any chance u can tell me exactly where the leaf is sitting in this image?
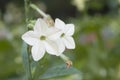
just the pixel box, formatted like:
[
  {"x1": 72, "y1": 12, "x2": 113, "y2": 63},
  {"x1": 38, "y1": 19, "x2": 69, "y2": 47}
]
[
  {"x1": 39, "y1": 64, "x2": 80, "y2": 79},
  {"x1": 21, "y1": 42, "x2": 32, "y2": 80},
  {"x1": 33, "y1": 54, "x2": 50, "y2": 80}
]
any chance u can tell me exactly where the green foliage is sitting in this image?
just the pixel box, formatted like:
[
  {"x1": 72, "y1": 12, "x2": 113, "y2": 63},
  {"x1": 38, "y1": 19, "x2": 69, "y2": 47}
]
[
  {"x1": 39, "y1": 64, "x2": 80, "y2": 79},
  {"x1": 1, "y1": 0, "x2": 120, "y2": 80},
  {"x1": 21, "y1": 43, "x2": 32, "y2": 80}
]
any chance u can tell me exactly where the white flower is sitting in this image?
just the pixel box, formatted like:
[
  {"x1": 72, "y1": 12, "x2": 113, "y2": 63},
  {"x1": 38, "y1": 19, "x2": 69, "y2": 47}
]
[
  {"x1": 54, "y1": 18, "x2": 75, "y2": 53},
  {"x1": 22, "y1": 18, "x2": 61, "y2": 61}
]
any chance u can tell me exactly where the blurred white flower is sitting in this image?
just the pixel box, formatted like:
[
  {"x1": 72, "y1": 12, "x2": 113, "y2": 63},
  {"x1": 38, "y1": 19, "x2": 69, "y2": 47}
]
[
  {"x1": 72, "y1": 0, "x2": 87, "y2": 11},
  {"x1": 22, "y1": 18, "x2": 61, "y2": 61},
  {"x1": 118, "y1": 0, "x2": 120, "y2": 4},
  {"x1": 54, "y1": 18, "x2": 75, "y2": 53}
]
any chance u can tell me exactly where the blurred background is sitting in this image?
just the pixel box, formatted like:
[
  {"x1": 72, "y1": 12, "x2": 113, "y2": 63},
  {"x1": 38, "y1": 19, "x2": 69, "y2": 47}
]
[{"x1": 0, "y1": 0, "x2": 120, "y2": 80}]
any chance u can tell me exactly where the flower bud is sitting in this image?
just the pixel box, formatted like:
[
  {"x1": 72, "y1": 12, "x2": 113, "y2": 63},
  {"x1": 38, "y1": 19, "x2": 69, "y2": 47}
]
[{"x1": 59, "y1": 54, "x2": 72, "y2": 68}]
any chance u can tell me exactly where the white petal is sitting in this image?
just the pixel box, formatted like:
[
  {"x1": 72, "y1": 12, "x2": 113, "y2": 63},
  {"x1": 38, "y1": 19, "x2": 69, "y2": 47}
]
[
  {"x1": 34, "y1": 18, "x2": 48, "y2": 33},
  {"x1": 34, "y1": 19, "x2": 41, "y2": 33},
  {"x1": 56, "y1": 39, "x2": 65, "y2": 54},
  {"x1": 55, "y1": 18, "x2": 65, "y2": 30},
  {"x1": 44, "y1": 40, "x2": 59, "y2": 56},
  {"x1": 62, "y1": 36, "x2": 75, "y2": 49},
  {"x1": 64, "y1": 24, "x2": 74, "y2": 36},
  {"x1": 22, "y1": 31, "x2": 39, "y2": 46},
  {"x1": 47, "y1": 27, "x2": 62, "y2": 40},
  {"x1": 31, "y1": 42, "x2": 45, "y2": 61}
]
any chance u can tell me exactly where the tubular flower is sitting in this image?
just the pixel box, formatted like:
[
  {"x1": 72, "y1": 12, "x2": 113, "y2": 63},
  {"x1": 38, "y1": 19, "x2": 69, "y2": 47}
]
[
  {"x1": 54, "y1": 18, "x2": 75, "y2": 53},
  {"x1": 22, "y1": 18, "x2": 61, "y2": 61}
]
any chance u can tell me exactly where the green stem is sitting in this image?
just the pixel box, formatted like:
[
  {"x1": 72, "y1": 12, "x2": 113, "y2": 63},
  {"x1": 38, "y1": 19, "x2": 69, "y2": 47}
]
[
  {"x1": 30, "y1": 4, "x2": 48, "y2": 18},
  {"x1": 24, "y1": 0, "x2": 30, "y2": 23},
  {"x1": 24, "y1": 0, "x2": 32, "y2": 80},
  {"x1": 30, "y1": 4, "x2": 55, "y2": 27},
  {"x1": 59, "y1": 54, "x2": 69, "y2": 62},
  {"x1": 27, "y1": 47, "x2": 32, "y2": 80}
]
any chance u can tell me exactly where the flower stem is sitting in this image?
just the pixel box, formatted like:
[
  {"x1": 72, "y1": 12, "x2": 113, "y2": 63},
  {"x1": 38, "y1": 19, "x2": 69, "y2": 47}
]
[
  {"x1": 24, "y1": 0, "x2": 30, "y2": 23},
  {"x1": 30, "y1": 4, "x2": 48, "y2": 18},
  {"x1": 60, "y1": 54, "x2": 73, "y2": 68},
  {"x1": 60, "y1": 54, "x2": 69, "y2": 62},
  {"x1": 30, "y1": 4, "x2": 55, "y2": 26},
  {"x1": 24, "y1": 0, "x2": 32, "y2": 80}
]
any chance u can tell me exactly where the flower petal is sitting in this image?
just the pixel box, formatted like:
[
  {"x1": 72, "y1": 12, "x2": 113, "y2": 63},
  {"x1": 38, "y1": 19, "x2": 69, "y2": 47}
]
[
  {"x1": 33, "y1": 19, "x2": 41, "y2": 33},
  {"x1": 34, "y1": 18, "x2": 48, "y2": 33},
  {"x1": 56, "y1": 39, "x2": 65, "y2": 54},
  {"x1": 22, "y1": 31, "x2": 39, "y2": 46},
  {"x1": 64, "y1": 24, "x2": 74, "y2": 36},
  {"x1": 31, "y1": 42, "x2": 45, "y2": 61},
  {"x1": 62, "y1": 36, "x2": 75, "y2": 49},
  {"x1": 44, "y1": 40, "x2": 59, "y2": 56},
  {"x1": 47, "y1": 27, "x2": 62, "y2": 40},
  {"x1": 55, "y1": 18, "x2": 65, "y2": 30}
]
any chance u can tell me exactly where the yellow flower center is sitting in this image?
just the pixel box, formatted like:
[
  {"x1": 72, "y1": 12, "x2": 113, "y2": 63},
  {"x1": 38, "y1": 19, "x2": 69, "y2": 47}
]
[
  {"x1": 40, "y1": 36, "x2": 46, "y2": 40},
  {"x1": 61, "y1": 33, "x2": 65, "y2": 37}
]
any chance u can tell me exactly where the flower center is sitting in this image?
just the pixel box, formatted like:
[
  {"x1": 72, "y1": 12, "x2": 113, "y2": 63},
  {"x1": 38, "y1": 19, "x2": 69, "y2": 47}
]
[
  {"x1": 40, "y1": 36, "x2": 46, "y2": 40},
  {"x1": 60, "y1": 33, "x2": 65, "y2": 37}
]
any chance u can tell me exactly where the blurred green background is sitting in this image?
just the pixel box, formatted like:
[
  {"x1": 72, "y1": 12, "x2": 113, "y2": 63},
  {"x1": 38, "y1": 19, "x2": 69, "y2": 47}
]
[{"x1": 0, "y1": 0, "x2": 120, "y2": 80}]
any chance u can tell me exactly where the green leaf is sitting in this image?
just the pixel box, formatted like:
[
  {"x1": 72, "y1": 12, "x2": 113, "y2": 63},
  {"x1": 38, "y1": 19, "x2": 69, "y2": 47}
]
[
  {"x1": 21, "y1": 42, "x2": 32, "y2": 80},
  {"x1": 39, "y1": 64, "x2": 80, "y2": 79},
  {"x1": 33, "y1": 54, "x2": 50, "y2": 80}
]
